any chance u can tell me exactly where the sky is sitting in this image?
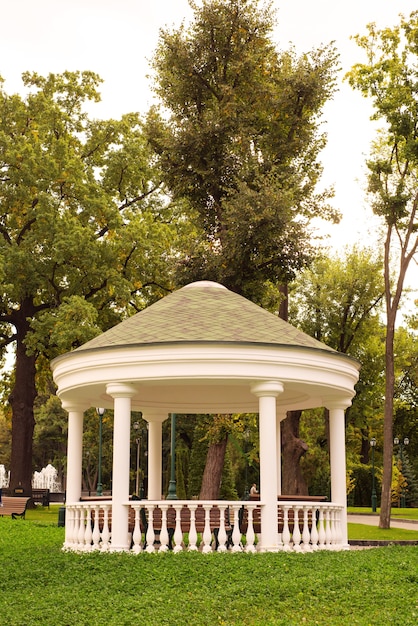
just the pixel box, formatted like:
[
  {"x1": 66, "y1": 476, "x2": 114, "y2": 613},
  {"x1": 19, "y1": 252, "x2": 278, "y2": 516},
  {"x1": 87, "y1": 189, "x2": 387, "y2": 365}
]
[{"x1": 1, "y1": 0, "x2": 417, "y2": 303}]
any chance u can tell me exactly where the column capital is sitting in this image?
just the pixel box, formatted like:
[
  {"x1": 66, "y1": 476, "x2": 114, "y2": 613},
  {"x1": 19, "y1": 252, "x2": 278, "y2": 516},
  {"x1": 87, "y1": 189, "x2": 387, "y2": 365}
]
[
  {"x1": 277, "y1": 410, "x2": 288, "y2": 422},
  {"x1": 251, "y1": 381, "x2": 284, "y2": 397},
  {"x1": 142, "y1": 412, "x2": 169, "y2": 424},
  {"x1": 106, "y1": 383, "x2": 137, "y2": 398},
  {"x1": 61, "y1": 402, "x2": 88, "y2": 414},
  {"x1": 325, "y1": 398, "x2": 353, "y2": 411}
]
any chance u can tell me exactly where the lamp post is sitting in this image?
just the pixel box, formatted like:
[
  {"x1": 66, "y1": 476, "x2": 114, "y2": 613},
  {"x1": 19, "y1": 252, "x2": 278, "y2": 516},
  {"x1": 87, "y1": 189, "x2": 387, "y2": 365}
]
[
  {"x1": 166, "y1": 413, "x2": 177, "y2": 500},
  {"x1": 133, "y1": 421, "x2": 141, "y2": 497},
  {"x1": 394, "y1": 436, "x2": 409, "y2": 508},
  {"x1": 370, "y1": 437, "x2": 377, "y2": 512},
  {"x1": 96, "y1": 408, "x2": 105, "y2": 497},
  {"x1": 243, "y1": 429, "x2": 250, "y2": 499}
]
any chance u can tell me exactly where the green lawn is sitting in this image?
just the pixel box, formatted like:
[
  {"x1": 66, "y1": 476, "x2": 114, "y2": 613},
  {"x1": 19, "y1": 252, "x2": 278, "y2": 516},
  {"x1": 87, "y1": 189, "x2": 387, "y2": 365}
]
[
  {"x1": 0, "y1": 510, "x2": 417, "y2": 625},
  {"x1": 348, "y1": 506, "x2": 418, "y2": 521},
  {"x1": 0, "y1": 518, "x2": 417, "y2": 625}
]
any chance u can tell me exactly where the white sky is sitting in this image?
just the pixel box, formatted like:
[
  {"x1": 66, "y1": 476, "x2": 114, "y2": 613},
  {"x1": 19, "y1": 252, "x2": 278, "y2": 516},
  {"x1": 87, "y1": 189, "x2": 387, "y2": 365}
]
[{"x1": 1, "y1": 0, "x2": 417, "y2": 304}]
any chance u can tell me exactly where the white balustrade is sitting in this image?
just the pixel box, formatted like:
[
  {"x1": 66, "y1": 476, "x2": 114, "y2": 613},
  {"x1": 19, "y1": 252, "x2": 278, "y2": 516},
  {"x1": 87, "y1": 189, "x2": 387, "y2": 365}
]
[{"x1": 61, "y1": 500, "x2": 344, "y2": 554}]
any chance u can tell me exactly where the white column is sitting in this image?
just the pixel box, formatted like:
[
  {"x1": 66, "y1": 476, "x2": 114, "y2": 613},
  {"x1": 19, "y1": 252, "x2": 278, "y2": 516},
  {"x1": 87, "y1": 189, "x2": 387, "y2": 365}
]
[
  {"x1": 328, "y1": 402, "x2": 350, "y2": 549},
  {"x1": 62, "y1": 404, "x2": 86, "y2": 548},
  {"x1": 144, "y1": 414, "x2": 167, "y2": 500},
  {"x1": 107, "y1": 383, "x2": 136, "y2": 551},
  {"x1": 276, "y1": 411, "x2": 287, "y2": 496},
  {"x1": 63, "y1": 404, "x2": 86, "y2": 505},
  {"x1": 251, "y1": 381, "x2": 284, "y2": 552}
]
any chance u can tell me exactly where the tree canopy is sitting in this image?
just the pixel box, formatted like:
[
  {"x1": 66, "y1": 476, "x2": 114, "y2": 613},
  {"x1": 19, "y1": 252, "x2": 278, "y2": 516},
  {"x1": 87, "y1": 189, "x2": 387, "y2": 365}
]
[
  {"x1": 348, "y1": 11, "x2": 418, "y2": 527},
  {"x1": 0, "y1": 70, "x2": 183, "y2": 490},
  {"x1": 145, "y1": 0, "x2": 340, "y2": 305}
]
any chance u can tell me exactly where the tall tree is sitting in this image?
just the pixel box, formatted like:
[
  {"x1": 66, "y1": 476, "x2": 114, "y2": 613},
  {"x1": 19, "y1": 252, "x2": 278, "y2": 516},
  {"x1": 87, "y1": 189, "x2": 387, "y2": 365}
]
[
  {"x1": 145, "y1": 0, "x2": 340, "y2": 496},
  {"x1": 145, "y1": 0, "x2": 339, "y2": 305},
  {"x1": 348, "y1": 12, "x2": 418, "y2": 527},
  {"x1": 0, "y1": 71, "x2": 182, "y2": 492}
]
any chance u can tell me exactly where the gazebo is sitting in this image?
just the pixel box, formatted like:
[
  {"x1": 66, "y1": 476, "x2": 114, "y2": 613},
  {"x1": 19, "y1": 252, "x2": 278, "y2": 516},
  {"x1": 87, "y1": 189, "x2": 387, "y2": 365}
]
[{"x1": 51, "y1": 281, "x2": 360, "y2": 553}]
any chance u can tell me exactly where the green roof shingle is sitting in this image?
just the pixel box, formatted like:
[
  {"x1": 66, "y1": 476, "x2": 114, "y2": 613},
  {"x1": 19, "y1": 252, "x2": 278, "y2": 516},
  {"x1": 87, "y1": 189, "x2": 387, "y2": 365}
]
[{"x1": 76, "y1": 281, "x2": 335, "y2": 353}]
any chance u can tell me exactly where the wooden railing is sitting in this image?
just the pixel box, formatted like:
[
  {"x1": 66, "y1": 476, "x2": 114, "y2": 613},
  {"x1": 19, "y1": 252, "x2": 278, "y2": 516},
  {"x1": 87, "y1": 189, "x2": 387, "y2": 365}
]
[{"x1": 63, "y1": 500, "x2": 345, "y2": 553}]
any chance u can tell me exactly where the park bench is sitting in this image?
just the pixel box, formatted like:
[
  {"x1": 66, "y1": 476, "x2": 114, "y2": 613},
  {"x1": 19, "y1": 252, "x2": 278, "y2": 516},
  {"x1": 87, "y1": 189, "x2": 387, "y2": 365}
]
[
  {"x1": 0, "y1": 496, "x2": 31, "y2": 519},
  {"x1": 31, "y1": 489, "x2": 50, "y2": 507},
  {"x1": 240, "y1": 495, "x2": 327, "y2": 534}
]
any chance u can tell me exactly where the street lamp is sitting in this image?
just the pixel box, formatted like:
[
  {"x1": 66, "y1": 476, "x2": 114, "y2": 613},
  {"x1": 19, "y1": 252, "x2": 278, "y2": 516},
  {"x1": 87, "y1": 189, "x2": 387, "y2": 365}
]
[
  {"x1": 166, "y1": 413, "x2": 178, "y2": 500},
  {"x1": 394, "y1": 436, "x2": 409, "y2": 508},
  {"x1": 133, "y1": 420, "x2": 147, "y2": 498},
  {"x1": 133, "y1": 421, "x2": 141, "y2": 497},
  {"x1": 370, "y1": 437, "x2": 377, "y2": 512},
  {"x1": 96, "y1": 408, "x2": 105, "y2": 497}
]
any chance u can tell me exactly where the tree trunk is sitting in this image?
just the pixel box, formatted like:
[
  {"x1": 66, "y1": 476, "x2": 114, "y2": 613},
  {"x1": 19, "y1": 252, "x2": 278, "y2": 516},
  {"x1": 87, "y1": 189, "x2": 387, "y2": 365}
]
[
  {"x1": 379, "y1": 317, "x2": 396, "y2": 528},
  {"x1": 9, "y1": 299, "x2": 37, "y2": 493},
  {"x1": 281, "y1": 411, "x2": 309, "y2": 495},
  {"x1": 199, "y1": 437, "x2": 228, "y2": 499}
]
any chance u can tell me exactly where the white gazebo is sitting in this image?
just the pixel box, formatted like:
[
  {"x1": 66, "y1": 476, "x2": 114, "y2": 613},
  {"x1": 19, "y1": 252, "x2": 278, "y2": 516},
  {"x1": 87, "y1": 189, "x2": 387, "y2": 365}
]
[{"x1": 51, "y1": 281, "x2": 360, "y2": 553}]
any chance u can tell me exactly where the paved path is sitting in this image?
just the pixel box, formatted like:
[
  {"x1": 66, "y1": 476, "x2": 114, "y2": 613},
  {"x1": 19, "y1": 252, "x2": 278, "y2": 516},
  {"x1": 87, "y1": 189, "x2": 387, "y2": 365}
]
[{"x1": 348, "y1": 514, "x2": 418, "y2": 532}]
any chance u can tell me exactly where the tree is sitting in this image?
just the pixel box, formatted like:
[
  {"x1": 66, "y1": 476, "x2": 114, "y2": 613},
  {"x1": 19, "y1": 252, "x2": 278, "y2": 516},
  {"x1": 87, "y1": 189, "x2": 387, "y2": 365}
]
[
  {"x1": 0, "y1": 71, "x2": 182, "y2": 492},
  {"x1": 145, "y1": 0, "x2": 339, "y2": 304},
  {"x1": 348, "y1": 12, "x2": 418, "y2": 527},
  {"x1": 287, "y1": 246, "x2": 385, "y2": 493},
  {"x1": 145, "y1": 0, "x2": 340, "y2": 496}
]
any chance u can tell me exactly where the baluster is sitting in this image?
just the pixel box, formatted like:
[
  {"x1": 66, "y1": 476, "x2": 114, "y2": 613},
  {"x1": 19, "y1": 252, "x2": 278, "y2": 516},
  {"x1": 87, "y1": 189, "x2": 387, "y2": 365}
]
[
  {"x1": 334, "y1": 507, "x2": 343, "y2": 550},
  {"x1": 292, "y1": 506, "x2": 302, "y2": 552},
  {"x1": 132, "y1": 506, "x2": 143, "y2": 554},
  {"x1": 215, "y1": 505, "x2": 228, "y2": 552},
  {"x1": 84, "y1": 507, "x2": 93, "y2": 551},
  {"x1": 91, "y1": 505, "x2": 101, "y2": 550},
  {"x1": 310, "y1": 506, "x2": 319, "y2": 551},
  {"x1": 158, "y1": 505, "x2": 169, "y2": 552},
  {"x1": 145, "y1": 504, "x2": 156, "y2": 553},
  {"x1": 281, "y1": 506, "x2": 291, "y2": 551},
  {"x1": 201, "y1": 504, "x2": 212, "y2": 553},
  {"x1": 324, "y1": 509, "x2": 332, "y2": 550},
  {"x1": 317, "y1": 508, "x2": 326, "y2": 549},
  {"x1": 245, "y1": 505, "x2": 256, "y2": 553},
  {"x1": 329, "y1": 508, "x2": 336, "y2": 549},
  {"x1": 173, "y1": 505, "x2": 184, "y2": 553},
  {"x1": 230, "y1": 505, "x2": 242, "y2": 552},
  {"x1": 302, "y1": 506, "x2": 311, "y2": 552},
  {"x1": 77, "y1": 507, "x2": 86, "y2": 550},
  {"x1": 188, "y1": 505, "x2": 198, "y2": 551},
  {"x1": 101, "y1": 505, "x2": 111, "y2": 551},
  {"x1": 64, "y1": 506, "x2": 74, "y2": 550},
  {"x1": 72, "y1": 507, "x2": 80, "y2": 551}
]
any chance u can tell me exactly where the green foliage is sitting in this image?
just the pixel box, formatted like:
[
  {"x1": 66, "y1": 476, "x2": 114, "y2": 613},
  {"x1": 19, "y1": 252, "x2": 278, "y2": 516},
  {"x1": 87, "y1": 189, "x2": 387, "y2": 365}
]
[
  {"x1": 0, "y1": 69, "x2": 188, "y2": 489},
  {"x1": 348, "y1": 11, "x2": 418, "y2": 525},
  {"x1": 289, "y1": 246, "x2": 384, "y2": 355},
  {"x1": 146, "y1": 0, "x2": 340, "y2": 301},
  {"x1": 1, "y1": 517, "x2": 418, "y2": 625}
]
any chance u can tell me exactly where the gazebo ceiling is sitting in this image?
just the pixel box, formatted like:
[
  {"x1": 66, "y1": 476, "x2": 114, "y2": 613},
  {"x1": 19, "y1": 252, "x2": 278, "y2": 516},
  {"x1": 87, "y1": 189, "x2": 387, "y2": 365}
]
[{"x1": 51, "y1": 281, "x2": 360, "y2": 415}]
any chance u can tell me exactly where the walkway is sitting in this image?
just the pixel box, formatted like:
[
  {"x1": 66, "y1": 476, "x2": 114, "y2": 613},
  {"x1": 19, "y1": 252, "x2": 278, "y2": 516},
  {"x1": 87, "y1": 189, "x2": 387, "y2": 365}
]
[{"x1": 348, "y1": 514, "x2": 418, "y2": 531}]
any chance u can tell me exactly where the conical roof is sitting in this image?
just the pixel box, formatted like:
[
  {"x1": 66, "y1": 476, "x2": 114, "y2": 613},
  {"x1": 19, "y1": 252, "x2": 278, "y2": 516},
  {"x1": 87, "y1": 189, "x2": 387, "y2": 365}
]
[{"x1": 76, "y1": 281, "x2": 335, "y2": 354}]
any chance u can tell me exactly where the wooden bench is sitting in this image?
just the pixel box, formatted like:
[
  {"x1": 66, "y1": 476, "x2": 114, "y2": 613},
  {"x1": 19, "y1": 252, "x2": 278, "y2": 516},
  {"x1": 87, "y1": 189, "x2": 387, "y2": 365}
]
[
  {"x1": 0, "y1": 496, "x2": 31, "y2": 519},
  {"x1": 240, "y1": 495, "x2": 327, "y2": 534},
  {"x1": 31, "y1": 489, "x2": 50, "y2": 507}
]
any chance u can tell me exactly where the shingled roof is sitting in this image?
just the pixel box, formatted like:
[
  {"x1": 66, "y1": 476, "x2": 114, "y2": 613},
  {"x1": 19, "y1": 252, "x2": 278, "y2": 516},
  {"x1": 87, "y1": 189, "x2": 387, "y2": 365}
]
[{"x1": 75, "y1": 281, "x2": 335, "y2": 353}]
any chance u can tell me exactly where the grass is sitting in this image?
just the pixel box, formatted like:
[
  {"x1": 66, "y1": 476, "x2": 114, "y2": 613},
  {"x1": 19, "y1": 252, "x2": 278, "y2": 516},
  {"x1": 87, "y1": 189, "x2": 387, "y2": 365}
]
[
  {"x1": 348, "y1": 523, "x2": 418, "y2": 541},
  {"x1": 348, "y1": 506, "x2": 418, "y2": 521},
  {"x1": 0, "y1": 508, "x2": 417, "y2": 625}
]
